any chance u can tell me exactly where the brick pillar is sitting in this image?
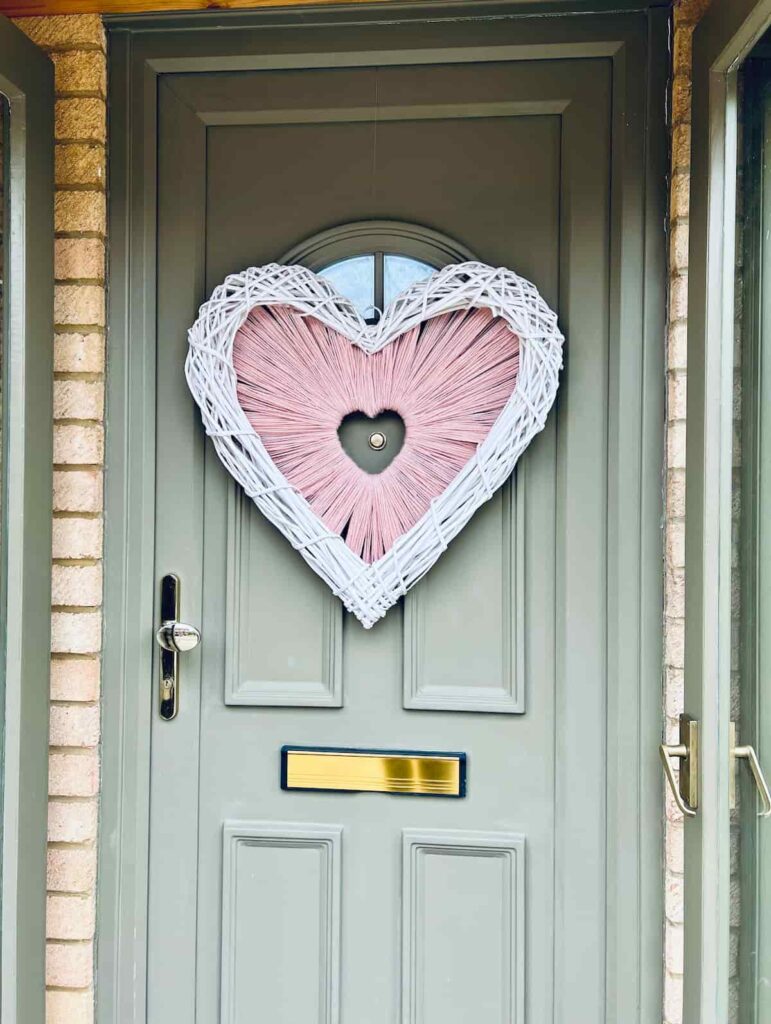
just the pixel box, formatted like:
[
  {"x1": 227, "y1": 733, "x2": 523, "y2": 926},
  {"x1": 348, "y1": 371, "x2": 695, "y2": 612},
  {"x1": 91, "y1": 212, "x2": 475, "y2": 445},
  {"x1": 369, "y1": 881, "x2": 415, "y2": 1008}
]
[
  {"x1": 664, "y1": 2, "x2": 712, "y2": 1022},
  {"x1": 13, "y1": 16, "x2": 106, "y2": 1024}
]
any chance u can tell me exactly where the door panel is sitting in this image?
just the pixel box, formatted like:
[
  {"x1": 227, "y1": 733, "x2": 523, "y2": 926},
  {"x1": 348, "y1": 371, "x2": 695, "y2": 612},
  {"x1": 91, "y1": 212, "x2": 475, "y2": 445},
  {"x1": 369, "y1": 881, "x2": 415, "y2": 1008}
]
[
  {"x1": 401, "y1": 830, "x2": 525, "y2": 1024},
  {"x1": 151, "y1": 57, "x2": 606, "y2": 1024},
  {"x1": 221, "y1": 822, "x2": 342, "y2": 1024},
  {"x1": 403, "y1": 479, "x2": 525, "y2": 713},
  {"x1": 224, "y1": 491, "x2": 343, "y2": 707}
]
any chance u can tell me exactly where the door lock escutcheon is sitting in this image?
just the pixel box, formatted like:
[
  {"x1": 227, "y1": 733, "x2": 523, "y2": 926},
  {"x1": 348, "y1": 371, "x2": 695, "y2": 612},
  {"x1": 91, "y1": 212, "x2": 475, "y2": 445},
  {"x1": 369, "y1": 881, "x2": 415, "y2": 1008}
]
[
  {"x1": 155, "y1": 573, "x2": 200, "y2": 721},
  {"x1": 660, "y1": 713, "x2": 699, "y2": 817},
  {"x1": 730, "y1": 723, "x2": 771, "y2": 817}
]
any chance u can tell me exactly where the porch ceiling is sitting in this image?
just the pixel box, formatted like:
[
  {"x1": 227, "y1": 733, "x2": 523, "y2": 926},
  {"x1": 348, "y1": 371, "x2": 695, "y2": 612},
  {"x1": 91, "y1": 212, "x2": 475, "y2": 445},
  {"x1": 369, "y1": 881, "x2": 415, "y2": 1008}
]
[
  {"x1": 4, "y1": 0, "x2": 389, "y2": 12},
  {"x1": 0, "y1": 0, "x2": 630, "y2": 15}
]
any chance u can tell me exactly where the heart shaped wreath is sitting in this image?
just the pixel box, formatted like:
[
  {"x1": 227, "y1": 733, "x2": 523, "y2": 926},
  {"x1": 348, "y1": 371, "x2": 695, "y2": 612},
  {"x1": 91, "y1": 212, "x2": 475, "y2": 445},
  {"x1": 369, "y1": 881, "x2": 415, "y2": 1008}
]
[{"x1": 186, "y1": 261, "x2": 563, "y2": 628}]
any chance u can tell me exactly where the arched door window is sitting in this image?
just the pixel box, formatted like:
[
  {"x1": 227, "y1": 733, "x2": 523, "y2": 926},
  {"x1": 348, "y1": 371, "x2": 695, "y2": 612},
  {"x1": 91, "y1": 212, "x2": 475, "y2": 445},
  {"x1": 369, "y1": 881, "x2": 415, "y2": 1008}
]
[{"x1": 281, "y1": 220, "x2": 475, "y2": 323}]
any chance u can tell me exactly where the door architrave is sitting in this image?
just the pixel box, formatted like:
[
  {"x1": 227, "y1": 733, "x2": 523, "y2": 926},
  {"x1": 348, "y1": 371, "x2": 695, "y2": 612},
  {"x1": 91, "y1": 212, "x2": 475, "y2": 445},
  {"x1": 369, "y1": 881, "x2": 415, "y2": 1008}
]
[{"x1": 100, "y1": 6, "x2": 667, "y2": 1022}]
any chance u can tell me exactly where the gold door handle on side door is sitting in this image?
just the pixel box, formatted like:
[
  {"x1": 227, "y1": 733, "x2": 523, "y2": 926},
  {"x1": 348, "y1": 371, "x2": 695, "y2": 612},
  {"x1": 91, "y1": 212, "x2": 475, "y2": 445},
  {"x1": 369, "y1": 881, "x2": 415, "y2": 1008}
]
[
  {"x1": 660, "y1": 714, "x2": 699, "y2": 818},
  {"x1": 731, "y1": 723, "x2": 771, "y2": 817}
]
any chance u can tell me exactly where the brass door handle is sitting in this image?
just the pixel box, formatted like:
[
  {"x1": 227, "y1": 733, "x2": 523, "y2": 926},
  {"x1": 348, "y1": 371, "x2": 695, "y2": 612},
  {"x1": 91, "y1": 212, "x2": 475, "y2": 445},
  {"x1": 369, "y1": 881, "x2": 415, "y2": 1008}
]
[
  {"x1": 731, "y1": 724, "x2": 771, "y2": 818},
  {"x1": 660, "y1": 743, "x2": 697, "y2": 817},
  {"x1": 660, "y1": 714, "x2": 699, "y2": 817}
]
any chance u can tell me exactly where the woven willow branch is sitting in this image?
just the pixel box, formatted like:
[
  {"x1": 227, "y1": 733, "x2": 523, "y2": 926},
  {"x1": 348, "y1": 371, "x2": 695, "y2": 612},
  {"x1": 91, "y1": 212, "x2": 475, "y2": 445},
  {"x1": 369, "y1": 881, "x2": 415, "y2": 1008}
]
[{"x1": 186, "y1": 261, "x2": 563, "y2": 628}]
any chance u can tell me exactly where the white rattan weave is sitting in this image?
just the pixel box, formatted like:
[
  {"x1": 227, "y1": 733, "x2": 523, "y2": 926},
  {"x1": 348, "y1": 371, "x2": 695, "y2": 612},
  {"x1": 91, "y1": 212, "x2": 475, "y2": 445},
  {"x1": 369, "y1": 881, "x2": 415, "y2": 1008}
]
[{"x1": 186, "y1": 261, "x2": 563, "y2": 628}]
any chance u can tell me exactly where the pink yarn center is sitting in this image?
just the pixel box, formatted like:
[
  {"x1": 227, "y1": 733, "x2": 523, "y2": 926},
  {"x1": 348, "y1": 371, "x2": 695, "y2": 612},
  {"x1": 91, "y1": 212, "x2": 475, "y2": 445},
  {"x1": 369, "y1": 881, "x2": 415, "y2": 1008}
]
[{"x1": 233, "y1": 305, "x2": 520, "y2": 563}]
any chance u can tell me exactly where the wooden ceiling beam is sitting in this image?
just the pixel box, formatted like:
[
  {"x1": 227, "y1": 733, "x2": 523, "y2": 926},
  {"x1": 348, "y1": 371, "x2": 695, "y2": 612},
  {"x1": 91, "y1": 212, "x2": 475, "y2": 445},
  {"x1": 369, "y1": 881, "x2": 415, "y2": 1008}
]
[{"x1": 2, "y1": 0, "x2": 389, "y2": 14}]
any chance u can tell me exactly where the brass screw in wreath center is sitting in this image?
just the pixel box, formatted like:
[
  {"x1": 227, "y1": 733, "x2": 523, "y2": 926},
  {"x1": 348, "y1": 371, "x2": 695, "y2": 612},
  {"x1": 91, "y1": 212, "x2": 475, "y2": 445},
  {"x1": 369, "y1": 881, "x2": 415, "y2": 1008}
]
[{"x1": 368, "y1": 431, "x2": 387, "y2": 451}]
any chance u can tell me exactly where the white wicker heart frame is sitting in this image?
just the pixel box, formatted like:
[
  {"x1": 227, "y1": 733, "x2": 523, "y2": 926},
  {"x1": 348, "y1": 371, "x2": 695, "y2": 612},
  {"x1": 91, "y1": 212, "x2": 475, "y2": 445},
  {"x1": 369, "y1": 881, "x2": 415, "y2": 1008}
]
[{"x1": 186, "y1": 261, "x2": 563, "y2": 628}]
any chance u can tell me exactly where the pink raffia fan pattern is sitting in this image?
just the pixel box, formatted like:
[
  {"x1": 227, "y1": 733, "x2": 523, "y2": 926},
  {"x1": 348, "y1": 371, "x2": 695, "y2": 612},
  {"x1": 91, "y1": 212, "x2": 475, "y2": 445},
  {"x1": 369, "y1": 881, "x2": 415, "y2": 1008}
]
[{"x1": 233, "y1": 304, "x2": 520, "y2": 562}]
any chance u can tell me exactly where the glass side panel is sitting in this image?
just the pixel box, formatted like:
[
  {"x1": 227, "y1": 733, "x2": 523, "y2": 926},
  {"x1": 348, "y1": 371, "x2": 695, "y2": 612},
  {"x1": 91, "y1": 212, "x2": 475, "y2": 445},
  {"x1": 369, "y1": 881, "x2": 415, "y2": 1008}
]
[
  {"x1": 319, "y1": 255, "x2": 375, "y2": 317},
  {"x1": 383, "y1": 255, "x2": 434, "y2": 305}
]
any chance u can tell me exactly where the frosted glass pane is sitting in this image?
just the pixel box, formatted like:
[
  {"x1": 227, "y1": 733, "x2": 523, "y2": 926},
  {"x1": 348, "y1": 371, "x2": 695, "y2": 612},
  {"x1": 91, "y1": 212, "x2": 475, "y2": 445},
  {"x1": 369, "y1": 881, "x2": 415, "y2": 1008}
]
[
  {"x1": 320, "y1": 256, "x2": 375, "y2": 317},
  {"x1": 384, "y1": 255, "x2": 435, "y2": 305}
]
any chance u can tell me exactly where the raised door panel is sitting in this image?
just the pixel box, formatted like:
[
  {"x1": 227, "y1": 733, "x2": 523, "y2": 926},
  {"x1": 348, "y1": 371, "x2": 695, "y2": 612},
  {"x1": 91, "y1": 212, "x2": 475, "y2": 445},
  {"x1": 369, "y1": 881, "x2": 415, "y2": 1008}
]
[
  {"x1": 221, "y1": 822, "x2": 342, "y2": 1024},
  {"x1": 225, "y1": 486, "x2": 343, "y2": 706},
  {"x1": 401, "y1": 829, "x2": 525, "y2": 1024},
  {"x1": 404, "y1": 475, "x2": 525, "y2": 713}
]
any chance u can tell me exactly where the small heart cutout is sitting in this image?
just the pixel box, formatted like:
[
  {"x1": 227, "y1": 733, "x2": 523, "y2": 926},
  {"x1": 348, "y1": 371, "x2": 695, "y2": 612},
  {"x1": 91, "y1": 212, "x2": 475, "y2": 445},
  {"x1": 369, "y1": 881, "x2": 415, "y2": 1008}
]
[{"x1": 337, "y1": 410, "x2": 406, "y2": 474}]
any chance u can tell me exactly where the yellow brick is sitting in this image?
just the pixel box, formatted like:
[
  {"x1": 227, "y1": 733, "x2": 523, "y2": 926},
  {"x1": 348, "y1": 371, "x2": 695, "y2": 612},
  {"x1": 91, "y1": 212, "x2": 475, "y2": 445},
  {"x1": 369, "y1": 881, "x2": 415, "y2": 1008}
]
[
  {"x1": 46, "y1": 894, "x2": 95, "y2": 941},
  {"x1": 55, "y1": 191, "x2": 106, "y2": 235},
  {"x1": 670, "y1": 172, "x2": 690, "y2": 222},
  {"x1": 45, "y1": 988, "x2": 93, "y2": 1024},
  {"x1": 671, "y1": 75, "x2": 693, "y2": 123},
  {"x1": 665, "y1": 665, "x2": 685, "y2": 717},
  {"x1": 670, "y1": 220, "x2": 690, "y2": 272},
  {"x1": 53, "y1": 470, "x2": 102, "y2": 513},
  {"x1": 50, "y1": 704, "x2": 100, "y2": 748},
  {"x1": 675, "y1": 0, "x2": 712, "y2": 28},
  {"x1": 669, "y1": 273, "x2": 689, "y2": 322},
  {"x1": 668, "y1": 370, "x2": 688, "y2": 421},
  {"x1": 47, "y1": 846, "x2": 97, "y2": 894},
  {"x1": 55, "y1": 238, "x2": 105, "y2": 281},
  {"x1": 49, "y1": 751, "x2": 99, "y2": 798},
  {"x1": 48, "y1": 799, "x2": 98, "y2": 843},
  {"x1": 52, "y1": 563, "x2": 102, "y2": 607},
  {"x1": 672, "y1": 122, "x2": 692, "y2": 172},
  {"x1": 56, "y1": 144, "x2": 105, "y2": 188},
  {"x1": 55, "y1": 284, "x2": 105, "y2": 327},
  {"x1": 52, "y1": 518, "x2": 103, "y2": 561},
  {"x1": 665, "y1": 922, "x2": 685, "y2": 974},
  {"x1": 53, "y1": 424, "x2": 104, "y2": 465},
  {"x1": 14, "y1": 14, "x2": 105, "y2": 50},
  {"x1": 54, "y1": 333, "x2": 104, "y2": 374},
  {"x1": 50, "y1": 610, "x2": 101, "y2": 655},
  {"x1": 664, "y1": 970, "x2": 684, "y2": 1024},
  {"x1": 50, "y1": 657, "x2": 101, "y2": 702},
  {"x1": 56, "y1": 97, "x2": 106, "y2": 144},
  {"x1": 672, "y1": 24, "x2": 693, "y2": 77},
  {"x1": 667, "y1": 469, "x2": 687, "y2": 520},
  {"x1": 54, "y1": 380, "x2": 104, "y2": 421},
  {"x1": 668, "y1": 421, "x2": 687, "y2": 474},
  {"x1": 666, "y1": 872, "x2": 685, "y2": 924},
  {"x1": 668, "y1": 321, "x2": 688, "y2": 370},
  {"x1": 46, "y1": 941, "x2": 94, "y2": 989},
  {"x1": 52, "y1": 50, "x2": 106, "y2": 95},
  {"x1": 665, "y1": 617, "x2": 685, "y2": 671},
  {"x1": 667, "y1": 818, "x2": 684, "y2": 871}
]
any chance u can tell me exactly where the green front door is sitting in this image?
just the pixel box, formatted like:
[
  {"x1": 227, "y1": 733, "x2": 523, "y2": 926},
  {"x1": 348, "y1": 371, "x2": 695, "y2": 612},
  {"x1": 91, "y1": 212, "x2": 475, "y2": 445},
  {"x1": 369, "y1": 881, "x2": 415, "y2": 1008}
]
[{"x1": 103, "y1": 8, "x2": 666, "y2": 1023}]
